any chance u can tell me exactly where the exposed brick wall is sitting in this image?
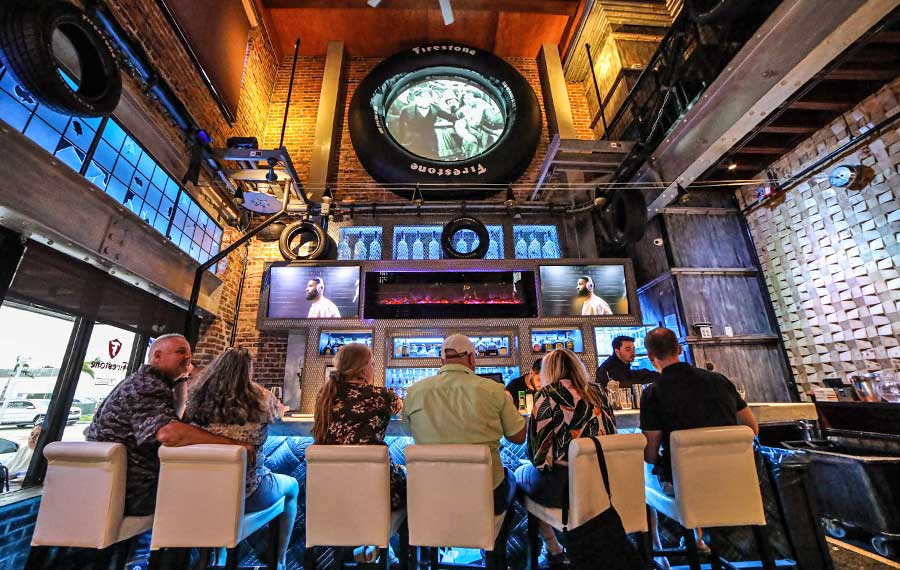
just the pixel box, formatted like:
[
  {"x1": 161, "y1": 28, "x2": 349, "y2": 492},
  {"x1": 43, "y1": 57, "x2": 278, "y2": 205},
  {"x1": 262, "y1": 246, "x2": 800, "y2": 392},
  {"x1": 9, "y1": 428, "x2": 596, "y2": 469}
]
[
  {"x1": 104, "y1": 1, "x2": 278, "y2": 151},
  {"x1": 737, "y1": 75, "x2": 900, "y2": 396},
  {"x1": 0, "y1": 497, "x2": 39, "y2": 570},
  {"x1": 256, "y1": 54, "x2": 594, "y2": 203}
]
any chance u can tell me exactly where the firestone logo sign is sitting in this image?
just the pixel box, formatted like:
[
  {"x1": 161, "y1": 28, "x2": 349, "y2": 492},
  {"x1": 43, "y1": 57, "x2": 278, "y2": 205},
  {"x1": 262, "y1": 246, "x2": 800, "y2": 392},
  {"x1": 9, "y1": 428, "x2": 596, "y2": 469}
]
[
  {"x1": 108, "y1": 339, "x2": 123, "y2": 359},
  {"x1": 409, "y1": 162, "x2": 486, "y2": 176},
  {"x1": 412, "y1": 45, "x2": 476, "y2": 56}
]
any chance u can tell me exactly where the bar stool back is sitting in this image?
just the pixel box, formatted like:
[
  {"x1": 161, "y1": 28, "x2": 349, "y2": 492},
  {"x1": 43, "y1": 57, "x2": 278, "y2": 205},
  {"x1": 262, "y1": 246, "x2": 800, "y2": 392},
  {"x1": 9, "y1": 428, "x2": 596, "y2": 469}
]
[
  {"x1": 646, "y1": 425, "x2": 772, "y2": 570},
  {"x1": 405, "y1": 444, "x2": 508, "y2": 569},
  {"x1": 29, "y1": 442, "x2": 152, "y2": 557},
  {"x1": 523, "y1": 434, "x2": 648, "y2": 569},
  {"x1": 150, "y1": 444, "x2": 285, "y2": 569},
  {"x1": 305, "y1": 445, "x2": 407, "y2": 569}
]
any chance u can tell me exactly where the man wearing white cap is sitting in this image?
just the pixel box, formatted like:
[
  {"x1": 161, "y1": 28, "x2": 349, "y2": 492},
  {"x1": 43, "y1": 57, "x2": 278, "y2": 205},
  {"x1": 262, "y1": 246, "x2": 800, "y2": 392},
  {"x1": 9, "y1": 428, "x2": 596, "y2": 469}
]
[{"x1": 403, "y1": 333, "x2": 526, "y2": 514}]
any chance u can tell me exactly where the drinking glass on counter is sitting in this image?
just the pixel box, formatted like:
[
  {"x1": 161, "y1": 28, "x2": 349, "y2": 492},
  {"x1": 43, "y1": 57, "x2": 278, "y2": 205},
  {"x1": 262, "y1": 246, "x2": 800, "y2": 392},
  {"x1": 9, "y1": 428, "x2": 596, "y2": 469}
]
[
  {"x1": 880, "y1": 371, "x2": 900, "y2": 403},
  {"x1": 618, "y1": 388, "x2": 633, "y2": 410}
]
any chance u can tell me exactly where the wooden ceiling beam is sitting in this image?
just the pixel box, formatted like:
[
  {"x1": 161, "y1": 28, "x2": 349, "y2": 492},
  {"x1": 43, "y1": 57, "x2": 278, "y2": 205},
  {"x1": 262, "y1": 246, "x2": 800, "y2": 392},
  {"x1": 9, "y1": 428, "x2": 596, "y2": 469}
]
[
  {"x1": 760, "y1": 124, "x2": 817, "y2": 134},
  {"x1": 869, "y1": 30, "x2": 900, "y2": 44},
  {"x1": 262, "y1": 0, "x2": 579, "y2": 15},
  {"x1": 788, "y1": 99, "x2": 851, "y2": 111},
  {"x1": 732, "y1": 146, "x2": 790, "y2": 155}
]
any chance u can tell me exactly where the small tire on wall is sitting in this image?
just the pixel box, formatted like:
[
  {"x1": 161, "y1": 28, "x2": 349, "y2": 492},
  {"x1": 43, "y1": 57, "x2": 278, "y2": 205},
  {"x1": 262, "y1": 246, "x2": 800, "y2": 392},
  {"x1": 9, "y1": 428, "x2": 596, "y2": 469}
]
[
  {"x1": 278, "y1": 221, "x2": 331, "y2": 261},
  {"x1": 348, "y1": 43, "x2": 541, "y2": 199},
  {"x1": 441, "y1": 216, "x2": 490, "y2": 259},
  {"x1": 599, "y1": 190, "x2": 647, "y2": 248},
  {"x1": 0, "y1": 1, "x2": 122, "y2": 116}
]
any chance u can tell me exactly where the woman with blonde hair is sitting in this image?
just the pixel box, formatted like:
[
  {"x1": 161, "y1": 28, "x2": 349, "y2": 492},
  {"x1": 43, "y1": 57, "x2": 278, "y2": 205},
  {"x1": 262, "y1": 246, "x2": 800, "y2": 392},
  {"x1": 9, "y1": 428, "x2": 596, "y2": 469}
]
[
  {"x1": 313, "y1": 343, "x2": 405, "y2": 508},
  {"x1": 515, "y1": 349, "x2": 616, "y2": 569},
  {"x1": 183, "y1": 348, "x2": 298, "y2": 570}
]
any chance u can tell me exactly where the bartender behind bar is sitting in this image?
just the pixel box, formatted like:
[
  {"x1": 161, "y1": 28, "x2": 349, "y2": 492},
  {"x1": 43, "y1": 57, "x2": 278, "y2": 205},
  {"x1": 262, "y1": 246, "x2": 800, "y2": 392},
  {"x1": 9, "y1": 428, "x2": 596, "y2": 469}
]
[{"x1": 596, "y1": 335, "x2": 660, "y2": 388}]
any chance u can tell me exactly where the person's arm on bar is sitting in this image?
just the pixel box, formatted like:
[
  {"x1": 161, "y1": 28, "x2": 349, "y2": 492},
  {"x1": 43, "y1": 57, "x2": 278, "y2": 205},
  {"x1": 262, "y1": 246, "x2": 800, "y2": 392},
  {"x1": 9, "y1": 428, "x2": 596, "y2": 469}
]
[
  {"x1": 643, "y1": 430, "x2": 662, "y2": 464},
  {"x1": 737, "y1": 406, "x2": 759, "y2": 435},
  {"x1": 499, "y1": 388, "x2": 527, "y2": 444}
]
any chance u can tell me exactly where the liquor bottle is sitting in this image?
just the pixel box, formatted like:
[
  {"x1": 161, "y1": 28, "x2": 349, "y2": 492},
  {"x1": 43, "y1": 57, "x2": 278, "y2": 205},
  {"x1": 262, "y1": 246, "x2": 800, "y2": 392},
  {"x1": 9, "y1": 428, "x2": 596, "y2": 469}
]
[
  {"x1": 486, "y1": 339, "x2": 498, "y2": 356},
  {"x1": 456, "y1": 231, "x2": 469, "y2": 255},
  {"x1": 427, "y1": 231, "x2": 440, "y2": 260},
  {"x1": 542, "y1": 233, "x2": 558, "y2": 258},
  {"x1": 554, "y1": 334, "x2": 564, "y2": 350},
  {"x1": 337, "y1": 233, "x2": 352, "y2": 260},
  {"x1": 543, "y1": 335, "x2": 553, "y2": 352},
  {"x1": 353, "y1": 234, "x2": 368, "y2": 260},
  {"x1": 323, "y1": 337, "x2": 333, "y2": 355},
  {"x1": 532, "y1": 338, "x2": 542, "y2": 352},
  {"x1": 515, "y1": 232, "x2": 528, "y2": 259},
  {"x1": 369, "y1": 233, "x2": 382, "y2": 260},
  {"x1": 400, "y1": 340, "x2": 409, "y2": 358},
  {"x1": 518, "y1": 390, "x2": 526, "y2": 411},
  {"x1": 528, "y1": 232, "x2": 542, "y2": 259},
  {"x1": 396, "y1": 232, "x2": 409, "y2": 260},
  {"x1": 565, "y1": 332, "x2": 575, "y2": 351},
  {"x1": 412, "y1": 232, "x2": 424, "y2": 260},
  {"x1": 498, "y1": 338, "x2": 508, "y2": 356},
  {"x1": 487, "y1": 234, "x2": 499, "y2": 259}
]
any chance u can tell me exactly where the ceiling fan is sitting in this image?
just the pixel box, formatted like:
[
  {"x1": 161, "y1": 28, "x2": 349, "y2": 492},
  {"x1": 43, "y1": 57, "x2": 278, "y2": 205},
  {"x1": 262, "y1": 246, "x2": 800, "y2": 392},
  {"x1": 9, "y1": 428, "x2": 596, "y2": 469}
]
[{"x1": 366, "y1": 0, "x2": 454, "y2": 25}]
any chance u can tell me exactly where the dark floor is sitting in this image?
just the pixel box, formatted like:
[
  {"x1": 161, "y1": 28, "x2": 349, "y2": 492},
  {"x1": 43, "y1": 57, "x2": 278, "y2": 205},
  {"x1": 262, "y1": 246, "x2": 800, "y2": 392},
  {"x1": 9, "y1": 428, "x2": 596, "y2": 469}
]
[{"x1": 828, "y1": 538, "x2": 900, "y2": 570}]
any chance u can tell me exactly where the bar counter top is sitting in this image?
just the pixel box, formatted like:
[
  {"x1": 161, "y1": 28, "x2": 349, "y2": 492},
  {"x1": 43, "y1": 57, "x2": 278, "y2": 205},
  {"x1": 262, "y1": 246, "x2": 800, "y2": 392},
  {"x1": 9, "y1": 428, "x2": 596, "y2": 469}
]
[{"x1": 270, "y1": 402, "x2": 815, "y2": 437}]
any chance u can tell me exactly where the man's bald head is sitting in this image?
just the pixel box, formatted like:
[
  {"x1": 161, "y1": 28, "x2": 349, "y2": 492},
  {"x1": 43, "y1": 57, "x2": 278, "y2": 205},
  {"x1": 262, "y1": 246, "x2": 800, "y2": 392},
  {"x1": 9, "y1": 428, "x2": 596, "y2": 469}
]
[{"x1": 148, "y1": 334, "x2": 192, "y2": 380}]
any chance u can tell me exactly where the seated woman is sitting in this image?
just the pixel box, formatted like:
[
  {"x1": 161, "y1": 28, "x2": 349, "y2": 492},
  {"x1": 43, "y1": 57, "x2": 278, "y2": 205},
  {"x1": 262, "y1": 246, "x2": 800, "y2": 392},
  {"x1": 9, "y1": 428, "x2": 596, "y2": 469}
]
[
  {"x1": 313, "y1": 342, "x2": 405, "y2": 509},
  {"x1": 313, "y1": 343, "x2": 405, "y2": 562},
  {"x1": 182, "y1": 348, "x2": 298, "y2": 570},
  {"x1": 515, "y1": 349, "x2": 617, "y2": 568}
]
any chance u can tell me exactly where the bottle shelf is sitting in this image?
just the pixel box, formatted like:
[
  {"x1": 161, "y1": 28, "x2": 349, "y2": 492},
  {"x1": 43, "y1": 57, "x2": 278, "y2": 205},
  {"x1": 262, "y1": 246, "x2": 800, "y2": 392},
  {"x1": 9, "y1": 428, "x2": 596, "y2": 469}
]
[
  {"x1": 337, "y1": 227, "x2": 383, "y2": 261},
  {"x1": 385, "y1": 365, "x2": 520, "y2": 398},
  {"x1": 530, "y1": 328, "x2": 583, "y2": 353},
  {"x1": 319, "y1": 330, "x2": 373, "y2": 355},
  {"x1": 390, "y1": 334, "x2": 513, "y2": 359},
  {"x1": 513, "y1": 225, "x2": 561, "y2": 259},
  {"x1": 392, "y1": 225, "x2": 504, "y2": 260}
]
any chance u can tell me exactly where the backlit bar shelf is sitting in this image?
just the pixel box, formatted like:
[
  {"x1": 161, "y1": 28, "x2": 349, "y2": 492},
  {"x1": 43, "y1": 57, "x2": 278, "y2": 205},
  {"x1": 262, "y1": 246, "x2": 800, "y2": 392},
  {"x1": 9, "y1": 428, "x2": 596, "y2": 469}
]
[
  {"x1": 530, "y1": 328, "x2": 584, "y2": 353},
  {"x1": 318, "y1": 330, "x2": 373, "y2": 355},
  {"x1": 512, "y1": 225, "x2": 561, "y2": 259},
  {"x1": 390, "y1": 334, "x2": 513, "y2": 359},
  {"x1": 337, "y1": 226, "x2": 383, "y2": 261},
  {"x1": 392, "y1": 224, "x2": 504, "y2": 260},
  {"x1": 385, "y1": 366, "x2": 521, "y2": 398}
]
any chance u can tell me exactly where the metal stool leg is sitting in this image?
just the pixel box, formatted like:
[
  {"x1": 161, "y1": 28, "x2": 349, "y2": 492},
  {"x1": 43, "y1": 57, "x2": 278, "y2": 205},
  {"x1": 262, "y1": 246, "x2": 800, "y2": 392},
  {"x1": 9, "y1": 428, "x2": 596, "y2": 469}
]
[
  {"x1": 751, "y1": 525, "x2": 776, "y2": 570},
  {"x1": 398, "y1": 520, "x2": 410, "y2": 570},
  {"x1": 428, "y1": 547, "x2": 439, "y2": 570},
  {"x1": 526, "y1": 513, "x2": 540, "y2": 570},
  {"x1": 267, "y1": 521, "x2": 281, "y2": 570},
  {"x1": 304, "y1": 545, "x2": 317, "y2": 570},
  {"x1": 682, "y1": 528, "x2": 701, "y2": 570},
  {"x1": 225, "y1": 547, "x2": 239, "y2": 570}
]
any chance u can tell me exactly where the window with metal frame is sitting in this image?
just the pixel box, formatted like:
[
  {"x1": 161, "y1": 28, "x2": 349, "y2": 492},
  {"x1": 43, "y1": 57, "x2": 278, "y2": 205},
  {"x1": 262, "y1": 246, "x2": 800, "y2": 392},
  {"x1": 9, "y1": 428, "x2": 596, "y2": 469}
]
[{"x1": 0, "y1": 63, "x2": 223, "y2": 266}]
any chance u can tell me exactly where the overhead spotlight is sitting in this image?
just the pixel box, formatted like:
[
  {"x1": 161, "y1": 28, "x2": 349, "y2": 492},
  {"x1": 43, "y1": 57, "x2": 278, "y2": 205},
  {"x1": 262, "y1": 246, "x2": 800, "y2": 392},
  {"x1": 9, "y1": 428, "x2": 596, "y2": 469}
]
[
  {"x1": 593, "y1": 196, "x2": 607, "y2": 208},
  {"x1": 234, "y1": 183, "x2": 245, "y2": 205},
  {"x1": 265, "y1": 158, "x2": 279, "y2": 182},
  {"x1": 367, "y1": 0, "x2": 381, "y2": 6},
  {"x1": 676, "y1": 184, "x2": 691, "y2": 204},
  {"x1": 727, "y1": 162, "x2": 738, "y2": 171},
  {"x1": 412, "y1": 185, "x2": 424, "y2": 206}
]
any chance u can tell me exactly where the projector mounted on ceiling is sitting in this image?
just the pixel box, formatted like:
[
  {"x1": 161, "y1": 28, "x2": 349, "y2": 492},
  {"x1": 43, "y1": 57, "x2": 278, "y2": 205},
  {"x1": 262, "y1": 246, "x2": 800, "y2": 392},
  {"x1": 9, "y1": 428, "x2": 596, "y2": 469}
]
[{"x1": 366, "y1": 0, "x2": 454, "y2": 25}]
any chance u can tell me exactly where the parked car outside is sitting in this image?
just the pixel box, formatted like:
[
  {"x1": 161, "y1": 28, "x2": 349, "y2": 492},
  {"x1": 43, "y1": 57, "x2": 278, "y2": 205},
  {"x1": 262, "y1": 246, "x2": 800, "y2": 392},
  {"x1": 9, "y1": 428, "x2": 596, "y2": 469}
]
[{"x1": 0, "y1": 399, "x2": 81, "y2": 427}]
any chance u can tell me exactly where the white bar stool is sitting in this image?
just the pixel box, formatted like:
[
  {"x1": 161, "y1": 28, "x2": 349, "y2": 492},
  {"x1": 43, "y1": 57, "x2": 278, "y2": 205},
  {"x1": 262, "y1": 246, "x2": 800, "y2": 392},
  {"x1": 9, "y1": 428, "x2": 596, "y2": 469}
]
[
  {"x1": 149, "y1": 444, "x2": 285, "y2": 570},
  {"x1": 25, "y1": 442, "x2": 153, "y2": 569},
  {"x1": 304, "y1": 445, "x2": 408, "y2": 570},
  {"x1": 405, "y1": 444, "x2": 511, "y2": 570},
  {"x1": 645, "y1": 426, "x2": 774, "y2": 570},
  {"x1": 522, "y1": 434, "x2": 650, "y2": 569}
]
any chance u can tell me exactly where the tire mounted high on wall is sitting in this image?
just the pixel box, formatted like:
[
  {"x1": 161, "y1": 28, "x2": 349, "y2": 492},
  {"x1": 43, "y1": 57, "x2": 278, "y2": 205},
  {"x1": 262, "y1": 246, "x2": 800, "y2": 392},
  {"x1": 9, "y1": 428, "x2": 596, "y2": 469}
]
[
  {"x1": 348, "y1": 43, "x2": 541, "y2": 199},
  {"x1": 0, "y1": 1, "x2": 122, "y2": 117}
]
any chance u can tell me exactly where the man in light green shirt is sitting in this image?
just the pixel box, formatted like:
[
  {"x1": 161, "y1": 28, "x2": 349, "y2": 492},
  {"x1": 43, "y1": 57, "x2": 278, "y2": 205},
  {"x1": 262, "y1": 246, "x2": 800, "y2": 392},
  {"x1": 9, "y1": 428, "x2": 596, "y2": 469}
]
[{"x1": 403, "y1": 334, "x2": 526, "y2": 514}]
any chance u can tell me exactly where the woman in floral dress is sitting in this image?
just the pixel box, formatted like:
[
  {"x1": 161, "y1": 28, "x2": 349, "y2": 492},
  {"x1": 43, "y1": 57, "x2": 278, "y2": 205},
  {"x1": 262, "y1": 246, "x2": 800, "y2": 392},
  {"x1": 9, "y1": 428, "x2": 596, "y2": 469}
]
[
  {"x1": 312, "y1": 343, "x2": 405, "y2": 510},
  {"x1": 515, "y1": 348, "x2": 617, "y2": 568}
]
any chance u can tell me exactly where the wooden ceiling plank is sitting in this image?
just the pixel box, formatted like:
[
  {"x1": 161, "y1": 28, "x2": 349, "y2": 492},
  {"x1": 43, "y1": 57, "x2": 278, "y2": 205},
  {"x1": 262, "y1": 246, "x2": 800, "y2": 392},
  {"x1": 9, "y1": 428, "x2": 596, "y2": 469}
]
[
  {"x1": 825, "y1": 67, "x2": 900, "y2": 81},
  {"x1": 262, "y1": 0, "x2": 578, "y2": 15}
]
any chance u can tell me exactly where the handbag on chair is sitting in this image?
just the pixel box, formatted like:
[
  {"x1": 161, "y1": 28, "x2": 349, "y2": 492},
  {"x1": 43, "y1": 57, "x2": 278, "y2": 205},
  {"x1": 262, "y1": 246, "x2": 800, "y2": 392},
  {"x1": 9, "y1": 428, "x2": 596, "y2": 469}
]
[{"x1": 562, "y1": 437, "x2": 643, "y2": 570}]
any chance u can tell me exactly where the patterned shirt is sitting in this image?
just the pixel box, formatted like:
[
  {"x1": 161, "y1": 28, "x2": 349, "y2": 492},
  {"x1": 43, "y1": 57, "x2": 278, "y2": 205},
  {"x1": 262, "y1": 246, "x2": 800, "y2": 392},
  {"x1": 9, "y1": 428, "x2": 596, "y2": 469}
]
[
  {"x1": 84, "y1": 365, "x2": 179, "y2": 515},
  {"x1": 197, "y1": 389, "x2": 281, "y2": 496},
  {"x1": 323, "y1": 382, "x2": 398, "y2": 445},
  {"x1": 527, "y1": 380, "x2": 617, "y2": 471}
]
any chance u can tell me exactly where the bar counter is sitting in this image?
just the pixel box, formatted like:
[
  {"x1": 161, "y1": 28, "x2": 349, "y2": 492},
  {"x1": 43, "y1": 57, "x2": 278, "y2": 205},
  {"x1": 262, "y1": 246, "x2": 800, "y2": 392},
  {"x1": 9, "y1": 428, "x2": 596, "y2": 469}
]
[{"x1": 269, "y1": 402, "x2": 816, "y2": 436}]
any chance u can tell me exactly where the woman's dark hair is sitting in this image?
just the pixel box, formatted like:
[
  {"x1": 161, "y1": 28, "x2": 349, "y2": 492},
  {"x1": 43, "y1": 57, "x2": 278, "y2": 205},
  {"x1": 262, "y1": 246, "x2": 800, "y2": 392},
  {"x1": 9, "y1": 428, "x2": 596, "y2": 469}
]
[{"x1": 183, "y1": 348, "x2": 269, "y2": 426}]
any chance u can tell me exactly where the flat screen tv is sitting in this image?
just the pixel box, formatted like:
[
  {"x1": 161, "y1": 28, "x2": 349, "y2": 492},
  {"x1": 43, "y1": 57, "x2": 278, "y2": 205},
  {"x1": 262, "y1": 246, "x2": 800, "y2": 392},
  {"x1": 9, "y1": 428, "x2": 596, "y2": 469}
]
[
  {"x1": 364, "y1": 269, "x2": 537, "y2": 319},
  {"x1": 265, "y1": 265, "x2": 361, "y2": 319},
  {"x1": 539, "y1": 263, "x2": 633, "y2": 318}
]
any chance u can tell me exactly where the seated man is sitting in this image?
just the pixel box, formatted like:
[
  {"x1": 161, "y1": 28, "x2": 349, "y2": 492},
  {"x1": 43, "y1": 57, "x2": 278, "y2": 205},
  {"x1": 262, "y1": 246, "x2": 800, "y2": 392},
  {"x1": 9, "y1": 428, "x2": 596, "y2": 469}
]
[
  {"x1": 639, "y1": 327, "x2": 758, "y2": 551},
  {"x1": 595, "y1": 335, "x2": 660, "y2": 389},
  {"x1": 403, "y1": 334, "x2": 526, "y2": 514},
  {"x1": 505, "y1": 358, "x2": 541, "y2": 402},
  {"x1": 85, "y1": 333, "x2": 253, "y2": 516}
]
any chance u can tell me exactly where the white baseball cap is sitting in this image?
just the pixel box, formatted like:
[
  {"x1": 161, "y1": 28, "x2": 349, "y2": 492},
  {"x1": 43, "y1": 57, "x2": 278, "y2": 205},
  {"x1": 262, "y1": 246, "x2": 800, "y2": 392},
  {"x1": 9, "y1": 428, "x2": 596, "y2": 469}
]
[{"x1": 440, "y1": 334, "x2": 476, "y2": 359}]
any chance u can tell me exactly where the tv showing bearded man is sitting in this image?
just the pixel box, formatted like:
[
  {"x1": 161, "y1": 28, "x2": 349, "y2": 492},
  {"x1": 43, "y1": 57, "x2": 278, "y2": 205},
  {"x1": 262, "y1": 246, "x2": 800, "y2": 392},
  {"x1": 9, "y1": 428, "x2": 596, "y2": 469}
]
[
  {"x1": 539, "y1": 265, "x2": 629, "y2": 317},
  {"x1": 266, "y1": 266, "x2": 360, "y2": 319}
]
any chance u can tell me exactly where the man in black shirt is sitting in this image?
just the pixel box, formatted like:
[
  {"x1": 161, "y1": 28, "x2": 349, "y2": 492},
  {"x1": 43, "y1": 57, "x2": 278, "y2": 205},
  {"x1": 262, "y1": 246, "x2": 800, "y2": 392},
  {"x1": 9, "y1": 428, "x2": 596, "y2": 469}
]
[
  {"x1": 639, "y1": 327, "x2": 758, "y2": 554},
  {"x1": 595, "y1": 335, "x2": 660, "y2": 388},
  {"x1": 505, "y1": 358, "x2": 541, "y2": 401}
]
